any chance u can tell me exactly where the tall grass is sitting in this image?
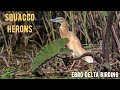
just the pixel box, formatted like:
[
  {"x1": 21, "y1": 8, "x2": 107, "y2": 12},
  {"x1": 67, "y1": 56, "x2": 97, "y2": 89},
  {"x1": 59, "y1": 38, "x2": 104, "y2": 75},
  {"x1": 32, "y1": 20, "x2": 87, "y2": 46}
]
[{"x1": 0, "y1": 11, "x2": 119, "y2": 78}]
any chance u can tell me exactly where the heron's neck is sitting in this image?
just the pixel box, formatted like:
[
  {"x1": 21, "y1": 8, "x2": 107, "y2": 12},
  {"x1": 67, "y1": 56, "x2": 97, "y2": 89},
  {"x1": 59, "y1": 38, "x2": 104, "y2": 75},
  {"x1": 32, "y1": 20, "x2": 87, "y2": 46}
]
[{"x1": 59, "y1": 21, "x2": 69, "y2": 38}]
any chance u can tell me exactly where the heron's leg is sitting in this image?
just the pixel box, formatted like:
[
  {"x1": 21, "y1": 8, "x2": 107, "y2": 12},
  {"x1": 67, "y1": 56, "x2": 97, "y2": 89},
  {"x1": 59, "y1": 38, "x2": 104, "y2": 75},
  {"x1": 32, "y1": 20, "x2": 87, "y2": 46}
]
[
  {"x1": 78, "y1": 60, "x2": 82, "y2": 66},
  {"x1": 69, "y1": 53, "x2": 76, "y2": 71}
]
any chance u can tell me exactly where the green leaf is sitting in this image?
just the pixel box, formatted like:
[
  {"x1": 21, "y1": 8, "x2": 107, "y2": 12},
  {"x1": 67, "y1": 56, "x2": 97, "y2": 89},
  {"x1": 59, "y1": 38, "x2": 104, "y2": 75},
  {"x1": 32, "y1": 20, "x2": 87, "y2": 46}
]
[
  {"x1": 31, "y1": 38, "x2": 69, "y2": 72},
  {"x1": 59, "y1": 48, "x2": 72, "y2": 55},
  {"x1": 82, "y1": 11, "x2": 87, "y2": 20},
  {"x1": 103, "y1": 63, "x2": 110, "y2": 69},
  {"x1": 100, "y1": 11, "x2": 108, "y2": 17}
]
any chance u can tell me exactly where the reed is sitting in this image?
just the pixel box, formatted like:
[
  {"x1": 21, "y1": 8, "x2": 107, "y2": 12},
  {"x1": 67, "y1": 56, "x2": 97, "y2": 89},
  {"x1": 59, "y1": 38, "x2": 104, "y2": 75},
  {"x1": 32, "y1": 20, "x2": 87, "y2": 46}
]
[{"x1": 0, "y1": 11, "x2": 119, "y2": 79}]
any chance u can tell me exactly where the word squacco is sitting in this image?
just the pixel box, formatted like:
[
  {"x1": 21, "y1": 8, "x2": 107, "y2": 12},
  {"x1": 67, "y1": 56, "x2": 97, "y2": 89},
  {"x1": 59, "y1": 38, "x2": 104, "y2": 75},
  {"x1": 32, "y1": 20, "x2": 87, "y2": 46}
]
[
  {"x1": 4, "y1": 13, "x2": 35, "y2": 33},
  {"x1": 4, "y1": 13, "x2": 35, "y2": 21}
]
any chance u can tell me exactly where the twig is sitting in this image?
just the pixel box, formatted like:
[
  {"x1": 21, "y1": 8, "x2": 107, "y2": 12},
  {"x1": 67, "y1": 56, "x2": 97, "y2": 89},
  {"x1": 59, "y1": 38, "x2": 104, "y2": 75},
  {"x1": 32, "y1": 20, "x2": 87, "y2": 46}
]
[
  {"x1": 110, "y1": 61, "x2": 119, "y2": 66},
  {"x1": 57, "y1": 53, "x2": 93, "y2": 61},
  {"x1": 23, "y1": 51, "x2": 33, "y2": 62},
  {"x1": 102, "y1": 11, "x2": 115, "y2": 63},
  {"x1": 0, "y1": 19, "x2": 8, "y2": 53},
  {"x1": 112, "y1": 25, "x2": 120, "y2": 53},
  {"x1": 43, "y1": 70, "x2": 75, "y2": 74},
  {"x1": 0, "y1": 55, "x2": 10, "y2": 67}
]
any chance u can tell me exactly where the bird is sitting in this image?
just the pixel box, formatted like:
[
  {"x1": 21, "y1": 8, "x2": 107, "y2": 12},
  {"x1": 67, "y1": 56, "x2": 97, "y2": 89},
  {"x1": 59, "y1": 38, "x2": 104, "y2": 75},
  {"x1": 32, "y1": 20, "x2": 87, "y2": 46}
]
[{"x1": 50, "y1": 17, "x2": 93, "y2": 68}]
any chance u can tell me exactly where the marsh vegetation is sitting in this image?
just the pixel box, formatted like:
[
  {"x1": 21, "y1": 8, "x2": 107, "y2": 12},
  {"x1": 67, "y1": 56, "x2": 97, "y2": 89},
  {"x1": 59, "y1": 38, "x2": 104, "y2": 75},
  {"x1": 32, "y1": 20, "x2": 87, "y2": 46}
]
[{"x1": 0, "y1": 11, "x2": 120, "y2": 79}]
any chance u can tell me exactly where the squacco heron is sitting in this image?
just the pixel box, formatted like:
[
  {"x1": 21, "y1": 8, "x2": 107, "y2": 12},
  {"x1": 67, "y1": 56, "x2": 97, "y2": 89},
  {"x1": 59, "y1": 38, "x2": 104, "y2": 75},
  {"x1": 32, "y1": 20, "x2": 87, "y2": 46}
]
[{"x1": 50, "y1": 17, "x2": 93, "y2": 64}]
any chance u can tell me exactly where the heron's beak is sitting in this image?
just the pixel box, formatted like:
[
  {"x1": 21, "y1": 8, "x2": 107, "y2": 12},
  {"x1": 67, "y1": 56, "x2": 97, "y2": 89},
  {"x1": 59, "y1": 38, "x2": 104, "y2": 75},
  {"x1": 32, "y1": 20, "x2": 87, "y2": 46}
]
[{"x1": 49, "y1": 18, "x2": 58, "y2": 22}]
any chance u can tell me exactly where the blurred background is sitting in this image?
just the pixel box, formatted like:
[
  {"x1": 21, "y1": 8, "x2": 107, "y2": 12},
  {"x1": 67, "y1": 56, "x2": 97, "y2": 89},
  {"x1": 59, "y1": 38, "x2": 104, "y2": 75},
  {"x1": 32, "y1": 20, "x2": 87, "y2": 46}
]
[{"x1": 0, "y1": 11, "x2": 119, "y2": 79}]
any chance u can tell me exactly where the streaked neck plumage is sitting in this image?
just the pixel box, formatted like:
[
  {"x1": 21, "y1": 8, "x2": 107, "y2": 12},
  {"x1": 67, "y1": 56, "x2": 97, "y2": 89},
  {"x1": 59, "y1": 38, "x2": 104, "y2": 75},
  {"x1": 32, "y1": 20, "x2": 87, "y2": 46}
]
[{"x1": 59, "y1": 21, "x2": 69, "y2": 38}]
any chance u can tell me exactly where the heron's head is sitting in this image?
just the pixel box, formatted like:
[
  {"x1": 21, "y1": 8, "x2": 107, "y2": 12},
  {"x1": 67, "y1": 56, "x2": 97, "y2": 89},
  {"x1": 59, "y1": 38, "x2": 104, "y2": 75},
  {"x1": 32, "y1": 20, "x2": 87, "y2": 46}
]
[{"x1": 50, "y1": 17, "x2": 65, "y2": 23}]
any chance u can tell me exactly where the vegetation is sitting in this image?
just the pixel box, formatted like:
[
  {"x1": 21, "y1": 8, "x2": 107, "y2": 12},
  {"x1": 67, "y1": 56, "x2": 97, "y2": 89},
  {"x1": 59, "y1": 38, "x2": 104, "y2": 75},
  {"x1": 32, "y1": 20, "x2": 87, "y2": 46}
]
[
  {"x1": 31, "y1": 38, "x2": 71, "y2": 72},
  {"x1": 0, "y1": 11, "x2": 120, "y2": 79}
]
